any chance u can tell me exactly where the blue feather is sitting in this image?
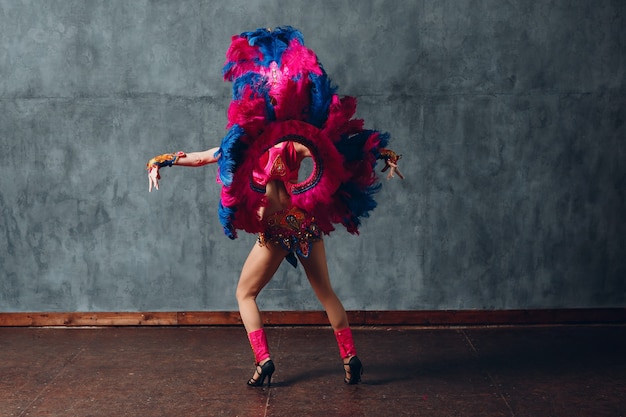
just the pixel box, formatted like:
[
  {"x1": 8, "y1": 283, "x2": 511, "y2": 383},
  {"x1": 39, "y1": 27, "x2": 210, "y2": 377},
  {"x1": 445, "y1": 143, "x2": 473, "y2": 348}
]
[
  {"x1": 375, "y1": 131, "x2": 391, "y2": 153},
  {"x1": 231, "y1": 75, "x2": 277, "y2": 123},
  {"x1": 337, "y1": 182, "x2": 382, "y2": 229},
  {"x1": 217, "y1": 201, "x2": 237, "y2": 239},
  {"x1": 223, "y1": 27, "x2": 304, "y2": 78},
  {"x1": 336, "y1": 131, "x2": 373, "y2": 162},
  {"x1": 217, "y1": 125, "x2": 246, "y2": 186},
  {"x1": 336, "y1": 131, "x2": 391, "y2": 163},
  {"x1": 222, "y1": 61, "x2": 235, "y2": 79},
  {"x1": 308, "y1": 72, "x2": 336, "y2": 128},
  {"x1": 232, "y1": 73, "x2": 266, "y2": 100},
  {"x1": 239, "y1": 26, "x2": 304, "y2": 67}
]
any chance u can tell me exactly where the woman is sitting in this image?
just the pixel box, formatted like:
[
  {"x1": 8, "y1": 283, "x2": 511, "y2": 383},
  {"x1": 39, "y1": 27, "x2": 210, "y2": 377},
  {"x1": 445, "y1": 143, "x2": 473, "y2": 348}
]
[{"x1": 146, "y1": 26, "x2": 401, "y2": 387}]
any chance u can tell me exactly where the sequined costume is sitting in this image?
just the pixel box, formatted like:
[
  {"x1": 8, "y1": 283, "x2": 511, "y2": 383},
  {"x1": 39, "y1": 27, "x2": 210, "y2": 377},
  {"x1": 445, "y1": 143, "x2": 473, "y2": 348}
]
[
  {"x1": 216, "y1": 26, "x2": 393, "y2": 245},
  {"x1": 258, "y1": 206, "x2": 322, "y2": 267},
  {"x1": 251, "y1": 141, "x2": 299, "y2": 189}
]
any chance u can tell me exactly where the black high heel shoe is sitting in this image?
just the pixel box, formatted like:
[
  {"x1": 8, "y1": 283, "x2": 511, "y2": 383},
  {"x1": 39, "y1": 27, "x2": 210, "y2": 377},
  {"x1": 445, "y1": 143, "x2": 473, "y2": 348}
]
[
  {"x1": 247, "y1": 359, "x2": 275, "y2": 387},
  {"x1": 343, "y1": 356, "x2": 363, "y2": 384}
]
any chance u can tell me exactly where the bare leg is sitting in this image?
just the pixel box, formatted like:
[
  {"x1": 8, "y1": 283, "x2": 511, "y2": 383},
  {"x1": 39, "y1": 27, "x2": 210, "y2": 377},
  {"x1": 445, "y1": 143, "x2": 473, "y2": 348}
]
[
  {"x1": 236, "y1": 242, "x2": 286, "y2": 333},
  {"x1": 236, "y1": 242, "x2": 286, "y2": 383},
  {"x1": 299, "y1": 240, "x2": 359, "y2": 381},
  {"x1": 298, "y1": 240, "x2": 350, "y2": 331}
]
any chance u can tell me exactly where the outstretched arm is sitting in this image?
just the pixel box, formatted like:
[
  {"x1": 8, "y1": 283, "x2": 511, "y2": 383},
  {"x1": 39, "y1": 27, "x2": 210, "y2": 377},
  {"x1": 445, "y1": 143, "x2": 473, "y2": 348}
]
[
  {"x1": 147, "y1": 147, "x2": 220, "y2": 192},
  {"x1": 174, "y1": 147, "x2": 221, "y2": 167}
]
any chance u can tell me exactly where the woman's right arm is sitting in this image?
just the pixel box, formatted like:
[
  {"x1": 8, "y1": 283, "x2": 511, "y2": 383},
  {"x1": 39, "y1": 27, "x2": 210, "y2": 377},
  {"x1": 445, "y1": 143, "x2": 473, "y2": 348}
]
[
  {"x1": 174, "y1": 147, "x2": 221, "y2": 167},
  {"x1": 147, "y1": 147, "x2": 221, "y2": 192}
]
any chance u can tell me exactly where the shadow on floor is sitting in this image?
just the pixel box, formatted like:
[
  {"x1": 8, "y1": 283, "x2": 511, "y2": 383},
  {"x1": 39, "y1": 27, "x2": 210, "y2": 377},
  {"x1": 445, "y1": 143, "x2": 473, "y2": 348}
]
[{"x1": 0, "y1": 325, "x2": 624, "y2": 416}]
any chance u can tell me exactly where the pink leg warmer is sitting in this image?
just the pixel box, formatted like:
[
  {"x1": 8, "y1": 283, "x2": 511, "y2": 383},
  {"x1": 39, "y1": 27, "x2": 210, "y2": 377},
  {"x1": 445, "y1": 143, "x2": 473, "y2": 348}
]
[
  {"x1": 248, "y1": 328, "x2": 271, "y2": 364},
  {"x1": 334, "y1": 327, "x2": 357, "y2": 359}
]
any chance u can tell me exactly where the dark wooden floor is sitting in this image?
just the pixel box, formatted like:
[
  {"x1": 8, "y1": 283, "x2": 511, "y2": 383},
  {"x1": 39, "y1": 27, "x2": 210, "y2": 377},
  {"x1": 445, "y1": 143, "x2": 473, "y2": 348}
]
[{"x1": 1, "y1": 325, "x2": 624, "y2": 417}]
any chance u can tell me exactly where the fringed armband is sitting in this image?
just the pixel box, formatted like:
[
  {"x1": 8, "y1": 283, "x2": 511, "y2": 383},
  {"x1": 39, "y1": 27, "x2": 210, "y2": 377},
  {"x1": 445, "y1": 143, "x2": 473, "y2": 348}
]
[
  {"x1": 378, "y1": 148, "x2": 404, "y2": 179},
  {"x1": 146, "y1": 151, "x2": 186, "y2": 170}
]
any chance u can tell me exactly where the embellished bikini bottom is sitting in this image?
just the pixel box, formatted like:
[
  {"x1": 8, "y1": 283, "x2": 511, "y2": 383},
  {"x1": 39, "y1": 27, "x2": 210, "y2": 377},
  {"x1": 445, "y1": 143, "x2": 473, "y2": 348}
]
[{"x1": 258, "y1": 206, "x2": 322, "y2": 267}]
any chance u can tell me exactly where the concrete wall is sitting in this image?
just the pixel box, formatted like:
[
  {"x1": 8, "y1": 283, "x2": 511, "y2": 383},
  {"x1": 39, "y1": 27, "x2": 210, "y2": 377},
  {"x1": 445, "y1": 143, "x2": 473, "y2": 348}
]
[{"x1": 1, "y1": 0, "x2": 624, "y2": 312}]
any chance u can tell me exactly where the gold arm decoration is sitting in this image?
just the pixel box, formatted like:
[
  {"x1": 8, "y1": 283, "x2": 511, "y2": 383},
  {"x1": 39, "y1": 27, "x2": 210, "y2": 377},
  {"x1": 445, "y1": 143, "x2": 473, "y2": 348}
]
[
  {"x1": 146, "y1": 151, "x2": 186, "y2": 170},
  {"x1": 378, "y1": 148, "x2": 404, "y2": 180}
]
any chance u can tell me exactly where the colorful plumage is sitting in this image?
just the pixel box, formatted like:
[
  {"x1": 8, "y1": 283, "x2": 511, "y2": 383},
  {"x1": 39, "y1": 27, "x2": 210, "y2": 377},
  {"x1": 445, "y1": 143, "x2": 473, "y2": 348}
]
[{"x1": 216, "y1": 26, "x2": 393, "y2": 239}]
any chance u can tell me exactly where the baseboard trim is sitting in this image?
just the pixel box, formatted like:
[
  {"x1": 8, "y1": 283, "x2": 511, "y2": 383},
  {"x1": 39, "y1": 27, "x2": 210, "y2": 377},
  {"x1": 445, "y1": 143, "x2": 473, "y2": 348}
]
[{"x1": 0, "y1": 309, "x2": 624, "y2": 327}]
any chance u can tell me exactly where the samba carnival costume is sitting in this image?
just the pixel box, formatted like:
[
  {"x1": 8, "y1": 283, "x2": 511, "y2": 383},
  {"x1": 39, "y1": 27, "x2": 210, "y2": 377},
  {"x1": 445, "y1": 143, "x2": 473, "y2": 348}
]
[
  {"x1": 147, "y1": 26, "x2": 402, "y2": 386},
  {"x1": 217, "y1": 26, "x2": 400, "y2": 265}
]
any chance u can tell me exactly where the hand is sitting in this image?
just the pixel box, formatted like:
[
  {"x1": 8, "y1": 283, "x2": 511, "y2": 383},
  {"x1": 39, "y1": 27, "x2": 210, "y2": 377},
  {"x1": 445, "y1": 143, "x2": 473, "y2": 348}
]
[
  {"x1": 148, "y1": 165, "x2": 161, "y2": 192},
  {"x1": 379, "y1": 149, "x2": 405, "y2": 180},
  {"x1": 384, "y1": 160, "x2": 405, "y2": 180}
]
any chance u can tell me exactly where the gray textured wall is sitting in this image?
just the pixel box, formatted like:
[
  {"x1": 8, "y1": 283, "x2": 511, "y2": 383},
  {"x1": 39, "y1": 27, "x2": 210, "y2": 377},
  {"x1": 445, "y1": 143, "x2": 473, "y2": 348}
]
[{"x1": 1, "y1": 0, "x2": 624, "y2": 312}]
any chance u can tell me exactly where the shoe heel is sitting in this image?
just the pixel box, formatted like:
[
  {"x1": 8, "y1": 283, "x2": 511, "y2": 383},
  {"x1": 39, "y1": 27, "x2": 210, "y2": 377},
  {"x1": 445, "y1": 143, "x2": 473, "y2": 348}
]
[
  {"x1": 344, "y1": 356, "x2": 363, "y2": 385},
  {"x1": 247, "y1": 359, "x2": 275, "y2": 387}
]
